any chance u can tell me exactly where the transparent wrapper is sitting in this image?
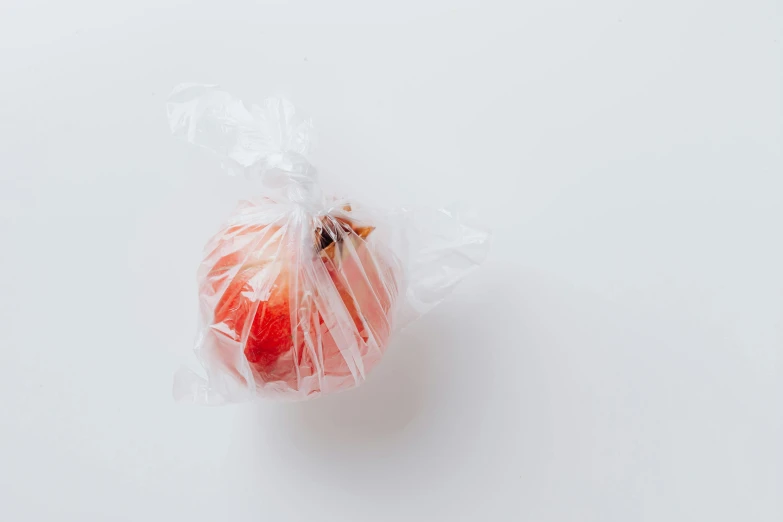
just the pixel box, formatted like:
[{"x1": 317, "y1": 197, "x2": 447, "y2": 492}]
[{"x1": 168, "y1": 84, "x2": 489, "y2": 403}]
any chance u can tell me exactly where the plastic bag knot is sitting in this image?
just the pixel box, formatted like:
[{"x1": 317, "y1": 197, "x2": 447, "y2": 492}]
[{"x1": 167, "y1": 84, "x2": 319, "y2": 201}]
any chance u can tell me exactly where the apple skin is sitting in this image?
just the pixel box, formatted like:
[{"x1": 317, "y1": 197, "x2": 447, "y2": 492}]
[{"x1": 197, "y1": 210, "x2": 400, "y2": 398}]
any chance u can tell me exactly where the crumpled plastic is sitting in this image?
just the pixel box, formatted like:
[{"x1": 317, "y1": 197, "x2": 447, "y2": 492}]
[{"x1": 168, "y1": 84, "x2": 489, "y2": 403}]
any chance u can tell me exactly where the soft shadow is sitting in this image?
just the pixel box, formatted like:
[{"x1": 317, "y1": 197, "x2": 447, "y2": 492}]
[
  {"x1": 263, "y1": 312, "x2": 455, "y2": 460},
  {"x1": 227, "y1": 278, "x2": 508, "y2": 494},
  {"x1": 283, "y1": 328, "x2": 434, "y2": 447}
]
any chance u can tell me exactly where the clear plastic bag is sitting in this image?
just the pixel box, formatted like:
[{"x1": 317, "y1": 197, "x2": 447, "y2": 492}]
[{"x1": 168, "y1": 84, "x2": 489, "y2": 403}]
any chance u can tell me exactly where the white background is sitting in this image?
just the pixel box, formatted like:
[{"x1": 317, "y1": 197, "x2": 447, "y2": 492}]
[{"x1": 1, "y1": 1, "x2": 781, "y2": 521}]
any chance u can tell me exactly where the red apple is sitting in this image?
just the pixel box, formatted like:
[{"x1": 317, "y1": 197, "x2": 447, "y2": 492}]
[{"x1": 198, "y1": 205, "x2": 399, "y2": 398}]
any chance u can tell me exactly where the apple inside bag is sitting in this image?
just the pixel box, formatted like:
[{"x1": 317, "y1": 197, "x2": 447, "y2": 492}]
[
  {"x1": 168, "y1": 84, "x2": 489, "y2": 403},
  {"x1": 196, "y1": 200, "x2": 400, "y2": 398}
]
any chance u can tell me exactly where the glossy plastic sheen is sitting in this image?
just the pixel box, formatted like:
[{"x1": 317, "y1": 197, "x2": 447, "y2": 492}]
[{"x1": 168, "y1": 84, "x2": 489, "y2": 403}]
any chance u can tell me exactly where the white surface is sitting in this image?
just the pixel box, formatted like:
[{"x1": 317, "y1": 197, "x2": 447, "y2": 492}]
[{"x1": 1, "y1": 1, "x2": 781, "y2": 521}]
